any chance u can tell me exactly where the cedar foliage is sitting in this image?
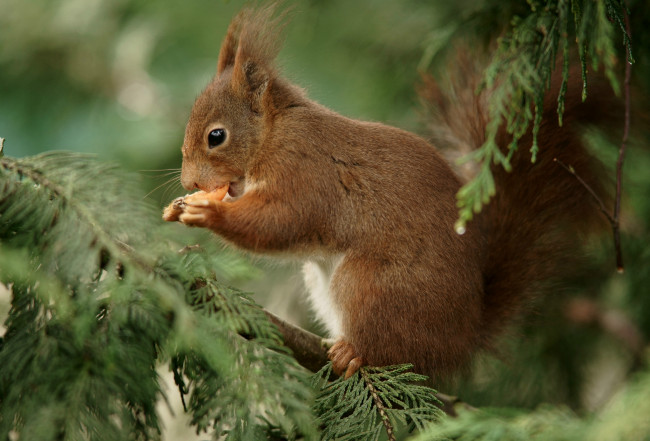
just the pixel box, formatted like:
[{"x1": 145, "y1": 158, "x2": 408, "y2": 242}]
[
  {"x1": 1, "y1": 0, "x2": 650, "y2": 440},
  {"x1": 312, "y1": 364, "x2": 443, "y2": 440},
  {"x1": 0, "y1": 150, "x2": 444, "y2": 440},
  {"x1": 449, "y1": 0, "x2": 633, "y2": 229},
  {"x1": 0, "y1": 151, "x2": 318, "y2": 440}
]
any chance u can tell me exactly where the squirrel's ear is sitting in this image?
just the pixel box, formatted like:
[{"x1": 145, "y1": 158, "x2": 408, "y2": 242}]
[
  {"x1": 242, "y1": 60, "x2": 269, "y2": 94},
  {"x1": 233, "y1": 56, "x2": 271, "y2": 112},
  {"x1": 223, "y1": 4, "x2": 286, "y2": 109},
  {"x1": 217, "y1": 37, "x2": 237, "y2": 74},
  {"x1": 217, "y1": 18, "x2": 240, "y2": 74}
]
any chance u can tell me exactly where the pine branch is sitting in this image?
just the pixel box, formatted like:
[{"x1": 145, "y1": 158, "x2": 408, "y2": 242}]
[
  {"x1": 312, "y1": 364, "x2": 445, "y2": 441},
  {"x1": 454, "y1": 0, "x2": 634, "y2": 232},
  {"x1": 0, "y1": 152, "x2": 158, "y2": 284},
  {"x1": 412, "y1": 363, "x2": 650, "y2": 441},
  {"x1": 264, "y1": 309, "x2": 333, "y2": 373},
  {"x1": 263, "y1": 309, "x2": 472, "y2": 418},
  {"x1": 167, "y1": 278, "x2": 318, "y2": 440},
  {"x1": 0, "y1": 150, "x2": 317, "y2": 441}
]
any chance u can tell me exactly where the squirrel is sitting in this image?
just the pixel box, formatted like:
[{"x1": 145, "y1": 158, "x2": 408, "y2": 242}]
[{"x1": 166, "y1": 5, "x2": 616, "y2": 380}]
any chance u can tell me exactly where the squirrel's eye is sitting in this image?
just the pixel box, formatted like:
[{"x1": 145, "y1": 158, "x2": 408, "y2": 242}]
[{"x1": 207, "y1": 128, "x2": 226, "y2": 148}]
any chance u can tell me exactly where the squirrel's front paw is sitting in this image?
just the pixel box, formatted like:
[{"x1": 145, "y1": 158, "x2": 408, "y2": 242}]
[
  {"x1": 328, "y1": 339, "x2": 366, "y2": 379},
  {"x1": 179, "y1": 197, "x2": 223, "y2": 228},
  {"x1": 162, "y1": 185, "x2": 229, "y2": 228}
]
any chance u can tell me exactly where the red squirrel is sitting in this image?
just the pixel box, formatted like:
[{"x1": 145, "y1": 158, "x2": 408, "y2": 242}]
[{"x1": 165, "y1": 5, "x2": 614, "y2": 380}]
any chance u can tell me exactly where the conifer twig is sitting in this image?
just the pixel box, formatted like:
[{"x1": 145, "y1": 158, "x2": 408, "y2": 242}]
[
  {"x1": 554, "y1": 7, "x2": 632, "y2": 274},
  {"x1": 262, "y1": 309, "x2": 470, "y2": 417},
  {"x1": 1, "y1": 156, "x2": 154, "y2": 273},
  {"x1": 360, "y1": 368, "x2": 396, "y2": 441}
]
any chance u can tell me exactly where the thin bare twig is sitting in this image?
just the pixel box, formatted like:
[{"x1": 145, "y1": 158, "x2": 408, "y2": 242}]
[
  {"x1": 553, "y1": 158, "x2": 615, "y2": 225},
  {"x1": 555, "y1": 7, "x2": 632, "y2": 273},
  {"x1": 613, "y1": 9, "x2": 633, "y2": 273}
]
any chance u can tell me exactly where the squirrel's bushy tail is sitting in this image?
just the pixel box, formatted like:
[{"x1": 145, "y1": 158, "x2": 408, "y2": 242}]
[{"x1": 421, "y1": 55, "x2": 619, "y2": 343}]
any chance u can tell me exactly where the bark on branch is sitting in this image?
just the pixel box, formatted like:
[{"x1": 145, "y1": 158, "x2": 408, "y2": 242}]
[{"x1": 263, "y1": 309, "x2": 473, "y2": 417}]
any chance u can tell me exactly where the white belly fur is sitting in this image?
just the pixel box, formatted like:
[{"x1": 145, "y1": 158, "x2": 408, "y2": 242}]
[{"x1": 302, "y1": 253, "x2": 345, "y2": 338}]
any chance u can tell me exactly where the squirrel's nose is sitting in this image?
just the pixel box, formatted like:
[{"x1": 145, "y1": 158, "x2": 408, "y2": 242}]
[{"x1": 179, "y1": 174, "x2": 194, "y2": 191}]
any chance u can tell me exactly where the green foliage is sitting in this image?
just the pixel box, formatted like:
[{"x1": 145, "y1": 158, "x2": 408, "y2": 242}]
[
  {"x1": 0, "y1": 149, "x2": 448, "y2": 441},
  {"x1": 0, "y1": 152, "x2": 172, "y2": 440},
  {"x1": 0, "y1": 150, "x2": 317, "y2": 440},
  {"x1": 1, "y1": 1, "x2": 649, "y2": 440},
  {"x1": 313, "y1": 364, "x2": 443, "y2": 440},
  {"x1": 412, "y1": 364, "x2": 650, "y2": 441},
  {"x1": 453, "y1": 0, "x2": 632, "y2": 229},
  {"x1": 169, "y1": 281, "x2": 317, "y2": 440}
]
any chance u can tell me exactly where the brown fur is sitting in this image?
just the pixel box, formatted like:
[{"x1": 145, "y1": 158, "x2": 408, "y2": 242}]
[
  {"x1": 421, "y1": 55, "x2": 617, "y2": 347},
  {"x1": 176, "y1": 6, "x2": 615, "y2": 380}
]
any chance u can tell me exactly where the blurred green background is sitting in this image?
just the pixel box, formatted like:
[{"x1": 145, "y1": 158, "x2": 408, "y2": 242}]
[
  {"x1": 2, "y1": 0, "x2": 649, "y2": 423},
  {"x1": 0, "y1": 0, "x2": 478, "y2": 344},
  {"x1": 0, "y1": 0, "x2": 477, "y2": 338},
  {"x1": 0, "y1": 0, "x2": 459, "y2": 174}
]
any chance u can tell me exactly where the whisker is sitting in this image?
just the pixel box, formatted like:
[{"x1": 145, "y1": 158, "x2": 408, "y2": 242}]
[
  {"x1": 143, "y1": 175, "x2": 183, "y2": 200},
  {"x1": 139, "y1": 168, "x2": 182, "y2": 173},
  {"x1": 161, "y1": 179, "x2": 185, "y2": 202},
  {"x1": 139, "y1": 170, "x2": 182, "y2": 179}
]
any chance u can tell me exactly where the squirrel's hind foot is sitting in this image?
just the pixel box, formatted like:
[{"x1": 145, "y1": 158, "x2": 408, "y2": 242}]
[{"x1": 328, "y1": 339, "x2": 366, "y2": 379}]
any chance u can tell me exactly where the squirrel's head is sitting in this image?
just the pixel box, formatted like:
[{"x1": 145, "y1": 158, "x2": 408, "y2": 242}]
[{"x1": 180, "y1": 4, "x2": 291, "y2": 198}]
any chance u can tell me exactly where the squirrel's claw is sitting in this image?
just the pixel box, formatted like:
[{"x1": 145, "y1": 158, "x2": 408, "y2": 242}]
[
  {"x1": 328, "y1": 339, "x2": 366, "y2": 379},
  {"x1": 178, "y1": 199, "x2": 222, "y2": 228},
  {"x1": 162, "y1": 197, "x2": 185, "y2": 222},
  {"x1": 163, "y1": 186, "x2": 228, "y2": 226},
  {"x1": 179, "y1": 212, "x2": 208, "y2": 226},
  {"x1": 345, "y1": 357, "x2": 365, "y2": 379}
]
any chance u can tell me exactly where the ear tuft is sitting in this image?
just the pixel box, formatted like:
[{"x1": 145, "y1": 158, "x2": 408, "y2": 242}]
[
  {"x1": 216, "y1": 15, "x2": 242, "y2": 74},
  {"x1": 217, "y1": 3, "x2": 289, "y2": 88}
]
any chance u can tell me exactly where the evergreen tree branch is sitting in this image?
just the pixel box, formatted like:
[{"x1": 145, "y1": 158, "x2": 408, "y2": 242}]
[
  {"x1": 313, "y1": 364, "x2": 445, "y2": 440},
  {"x1": 360, "y1": 368, "x2": 397, "y2": 441},
  {"x1": 264, "y1": 310, "x2": 333, "y2": 373},
  {"x1": 0, "y1": 151, "x2": 318, "y2": 440},
  {"x1": 454, "y1": 0, "x2": 633, "y2": 234},
  {"x1": 262, "y1": 309, "x2": 471, "y2": 417}
]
